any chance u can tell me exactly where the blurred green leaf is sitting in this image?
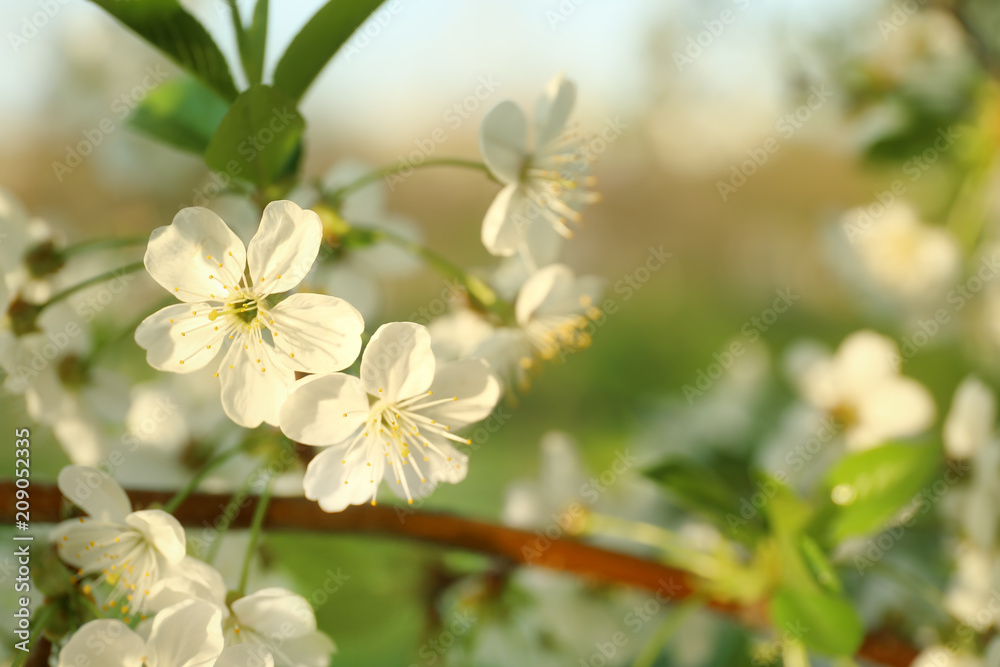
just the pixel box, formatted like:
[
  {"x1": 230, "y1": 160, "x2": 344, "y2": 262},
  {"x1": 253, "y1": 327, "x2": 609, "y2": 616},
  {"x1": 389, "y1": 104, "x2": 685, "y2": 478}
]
[
  {"x1": 761, "y1": 479, "x2": 822, "y2": 595},
  {"x1": 87, "y1": 0, "x2": 238, "y2": 101},
  {"x1": 129, "y1": 76, "x2": 229, "y2": 154},
  {"x1": 771, "y1": 588, "x2": 864, "y2": 657},
  {"x1": 272, "y1": 0, "x2": 388, "y2": 101},
  {"x1": 244, "y1": 0, "x2": 270, "y2": 85},
  {"x1": 645, "y1": 456, "x2": 764, "y2": 540},
  {"x1": 823, "y1": 441, "x2": 941, "y2": 542},
  {"x1": 205, "y1": 84, "x2": 304, "y2": 188},
  {"x1": 798, "y1": 535, "x2": 842, "y2": 595}
]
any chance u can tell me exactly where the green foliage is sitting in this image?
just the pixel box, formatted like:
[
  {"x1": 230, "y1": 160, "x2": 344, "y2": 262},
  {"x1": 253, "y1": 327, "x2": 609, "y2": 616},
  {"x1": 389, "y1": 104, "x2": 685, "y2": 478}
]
[
  {"x1": 758, "y1": 480, "x2": 864, "y2": 657},
  {"x1": 204, "y1": 84, "x2": 305, "y2": 188},
  {"x1": 822, "y1": 441, "x2": 941, "y2": 543},
  {"x1": 129, "y1": 76, "x2": 230, "y2": 154},
  {"x1": 770, "y1": 587, "x2": 864, "y2": 657},
  {"x1": 644, "y1": 455, "x2": 766, "y2": 541},
  {"x1": 243, "y1": 0, "x2": 270, "y2": 85},
  {"x1": 87, "y1": 0, "x2": 238, "y2": 101},
  {"x1": 272, "y1": 0, "x2": 389, "y2": 101}
]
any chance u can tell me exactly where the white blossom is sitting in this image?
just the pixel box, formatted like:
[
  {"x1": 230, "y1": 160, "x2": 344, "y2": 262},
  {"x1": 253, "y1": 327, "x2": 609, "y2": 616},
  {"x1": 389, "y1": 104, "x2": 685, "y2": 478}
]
[
  {"x1": 280, "y1": 322, "x2": 500, "y2": 510},
  {"x1": 134, "y1": 201, "x2": 365, "y2": 428},
  {"x1": 479, "y1": 73, "x2": 599, "y2": 266}
]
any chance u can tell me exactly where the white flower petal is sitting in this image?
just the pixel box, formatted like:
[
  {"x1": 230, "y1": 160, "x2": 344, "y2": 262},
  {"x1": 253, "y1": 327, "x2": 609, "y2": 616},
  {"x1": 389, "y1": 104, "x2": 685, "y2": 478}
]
[
  {"x1": 851, "y1": 378, "x2": 936, "y2": 449},
  {"x1": 51, "y1": 519, "x2": 122, "y2": 569},
  {"x1": 521, "y1": 210, "x2": 566, "y2": 266},
  {"x1": 479, "y1": 100, "x2": 528, "y2": 184},
  {"x1": 515, "y1": 263, "x2": 601, "y2": 325},
  {"x1": 279, "y1": 373, "x2": 369, "y2": 446},
  {"x1": 145, "y1": 207, "x2": 246, "y2": 303},
  {"x1": 361, "y1": 322, "x2": 436, "y2": 402},
  {"x1": 247, "y1": 201, "x2": 322, "y2": 295},
  {"x1": 481, "y1": 183, "x2": 525, "y2": 257},
  {"x1": 945, "y1": 376, "x2": 996, "y2": 459},
  {"x1": 135, "y1": 303, "x2": 227, "y2": 373},
  {"x1": 538, "y1": 431, "x2": 590, "y2": 507},
  {"x1": 147, "y1": 556, "x2": 227, "y2": 612},
  {"x1": 0, "y1": 187, "x2": 29, "y2": 270},
  {"x1": 219, "y1": 338, "x2": 296, "y2": 428},
  {"x1": 145, "y1": 599, "x2": 224, "y2": 667},
  {"x1": 270, "y1": 293, "x2": 364, "y2": 373},
  {"x1": 58, "y1": 620, "x2": 145, "y2": 667},
  {"x1": 57, "y1": 465, "x2": 132, "y2": 522},
  {"x1": 420, "y1": 359, "x2": 500, "y2": 428},
  {"x1": 278, "y1": 631, "x2": 336, "y2": 667},
  {"x1": 214, "y1": 645, "x2": 274, "y2": 667},
  {"x1": 834, "y1": 331, "x2": 900, "y2": 394},
  {"x1": 516, "y1": 264, "x2": 569, "y2": 325},
  {"x1": 232, "y1": 587, "x2": 317, "y2": 639},
  {"x1": 502, "y1": 481, "x2": 547, "y2": 528},
  {"x1": 535, "y1": 72, "x2": 577, "y2": 147},
  {"x1": 303, "y1": 445, "x2": 386, "y2": 512},
  {"x1": 429, "y1": 310, "x2": 495, "y2": 362},
  {"x1": 125, "y1": 509, "x2": 187, "y2": 564}
]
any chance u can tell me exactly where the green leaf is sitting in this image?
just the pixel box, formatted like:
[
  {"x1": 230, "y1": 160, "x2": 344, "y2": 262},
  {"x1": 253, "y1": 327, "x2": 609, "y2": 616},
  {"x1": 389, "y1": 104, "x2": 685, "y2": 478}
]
[
  {"x1": 87, "y1": 0, "x2": 238, "y2": 101},
  {"x1": 771, "y1": 588, "x2": 864, "y2": 657},
  {"x1": 824, "y1": 441, "x2": 942, "y2": 542},
  {"x1": 760, "y1": 479, "x2": 821, "y2": 595},
  {"x1": 204, "y1": 84, "x2": 305, "y2": 188},
  {"x1": 798, "y1": 535, "x2": 842, "y2": 595},
  {"x1": 244, "y1": 0, "x2": 269, "y2": 85},
  {"x1": 645, "y1": 457, "x2": 764, "y2": 540},
  {"x1": 272, "y1": 0, "x2": 388, "y2": 101},
  {"x1": 129, "y1": 77, "x2": 229, "y2": 154}
]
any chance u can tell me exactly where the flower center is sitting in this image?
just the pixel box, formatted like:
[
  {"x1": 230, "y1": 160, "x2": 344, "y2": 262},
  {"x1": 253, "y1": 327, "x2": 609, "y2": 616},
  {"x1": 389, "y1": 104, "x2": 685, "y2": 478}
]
[
  {"x1": 57, "y1": 354, "x2": 91, "y2": 388},
  {"x1": 209, "y1": 298, "x2": 259, "y2": 325}
]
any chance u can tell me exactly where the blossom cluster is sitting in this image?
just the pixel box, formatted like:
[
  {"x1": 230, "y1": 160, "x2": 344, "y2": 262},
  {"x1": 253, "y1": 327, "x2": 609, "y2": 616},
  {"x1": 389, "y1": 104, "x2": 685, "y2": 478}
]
[{"x1": 0, "y1": 72, "x2": 608, "y2": 665}]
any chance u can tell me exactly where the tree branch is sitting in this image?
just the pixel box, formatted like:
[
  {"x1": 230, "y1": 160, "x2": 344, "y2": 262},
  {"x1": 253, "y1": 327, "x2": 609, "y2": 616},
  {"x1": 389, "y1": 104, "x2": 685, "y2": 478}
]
[{"x1": 1, "y1": 482, "x2": 918, "y2": 666}]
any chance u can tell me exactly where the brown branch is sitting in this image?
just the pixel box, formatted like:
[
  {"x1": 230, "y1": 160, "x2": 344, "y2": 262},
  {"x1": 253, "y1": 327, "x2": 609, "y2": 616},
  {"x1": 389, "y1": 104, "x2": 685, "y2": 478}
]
[{"x1": 2, "y1": 482, "x2": 918, "y2": 666}]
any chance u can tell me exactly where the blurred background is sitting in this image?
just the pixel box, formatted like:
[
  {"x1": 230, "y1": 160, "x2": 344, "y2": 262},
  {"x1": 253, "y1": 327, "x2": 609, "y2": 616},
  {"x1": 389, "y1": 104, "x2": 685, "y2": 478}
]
[{"x1": 3, "y1": 0, "x2": 1000, "y2": 665}]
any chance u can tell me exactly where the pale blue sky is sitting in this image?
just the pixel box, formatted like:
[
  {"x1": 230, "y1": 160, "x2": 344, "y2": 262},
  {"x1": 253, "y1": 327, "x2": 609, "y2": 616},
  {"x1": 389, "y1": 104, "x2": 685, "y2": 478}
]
[{"x1": 0, "y1": 0, "x2": 878, "y2": 153}]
